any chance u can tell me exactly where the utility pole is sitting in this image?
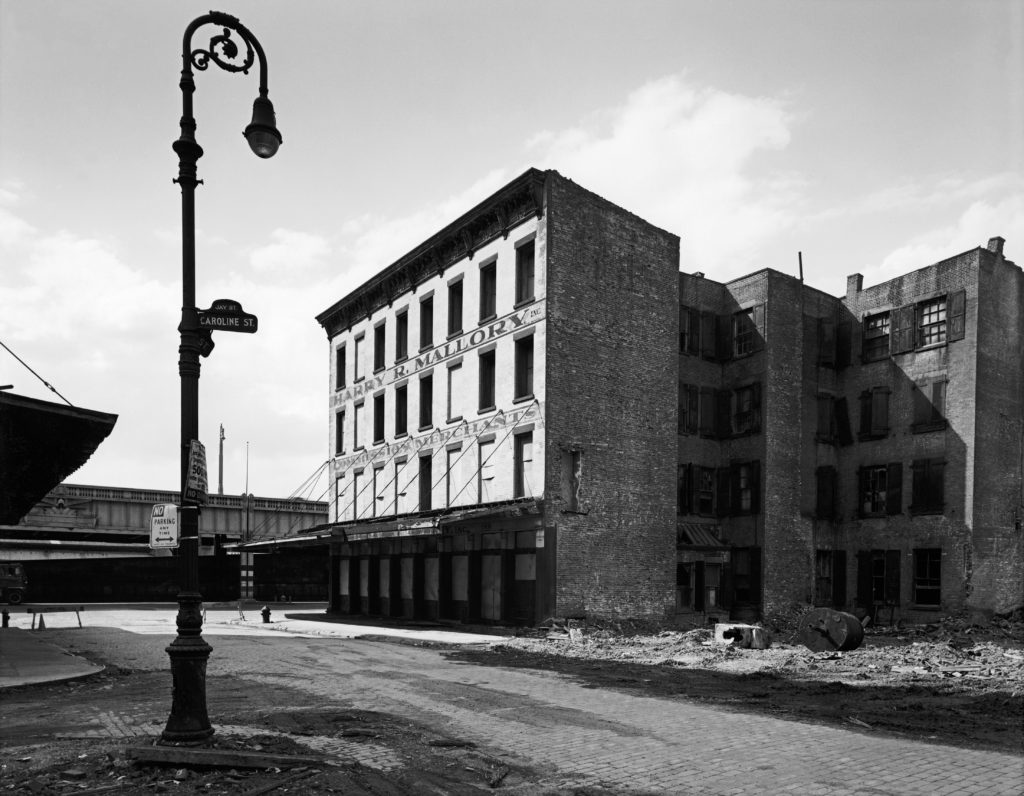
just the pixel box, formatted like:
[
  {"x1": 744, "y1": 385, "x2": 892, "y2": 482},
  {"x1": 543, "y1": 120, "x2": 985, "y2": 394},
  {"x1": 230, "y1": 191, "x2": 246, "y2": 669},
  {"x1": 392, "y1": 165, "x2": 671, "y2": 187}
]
[{"x1": 218, "y1": 424, "x2": 225, "y2": 495}]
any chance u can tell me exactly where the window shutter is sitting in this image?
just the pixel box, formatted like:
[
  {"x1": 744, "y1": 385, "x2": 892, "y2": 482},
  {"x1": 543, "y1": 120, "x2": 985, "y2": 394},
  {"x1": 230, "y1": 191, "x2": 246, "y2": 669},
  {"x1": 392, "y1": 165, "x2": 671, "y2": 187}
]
[
  {"x1": 751, "y1": 381, "x2": 762, "y2": 432},
  {"x1": 687, "y1": 385, "x2": 699, "y2": 433},
  {"x1": 835, "y1": 397, "x2": 853, "y2": 446},
  {"x1": 912, "y1": 384, "x2": 930, "y2": 426},
  {"x1": 859, "y1": 391, "x2": 872, "y2": 436},
  {"x1": 931, "y1": 460, "x2": 946, "y2": 510},
  {"x1": 891, "y1": 304, "x2": 917, "y2": 353},
  {"x1": 818, "y1": 317, "x2": 836, "y2": 367},
  {"x1": 716, "y1": 389, "x2": 732, "y2": 438},
  {"x1": 872, "y1": 387, "x2": 890, "y2": 435},
  {"x1": 716, "y1": 467, "x2": 731, "y2": 517},
  {"x1": 700, "y1": 312, "x2": 717, "y2": 360},
  {"x1": 836, "y1": 321, "x2": 852, "y2": 369},
  {"x1": 752, "y1": 304, "x2": 766, "y2": 351},
  {"x1": 677, "y1": 464, "x2": 690, "y2": 514},
  {"x1": 948, "y1": 289, "x2": 966, "y2": 342},
  {"x1": 699, "y1": 387, "x2": 716, "y2": 436},
  {"x1": 884, "y1": 549, "x2": 901, "y2": 604},
  {"x1": 910, "y1": 460, "x2": 925, "y2": 512},
  {"x1": 816, "y1": 466, "x2": 836, "y2": 520},
  {"x1": 749, "y1": 547, "x2": 762, "y2": 605},
  {"x1": 857, "y1": 467, "x2": 868, "y2": 517},
  {"x1": 832, "y1": 550, "x2": 847, "y2": 609},
  {"x1": 749, "y1": 460, "x2": 761, "y2": 513},
  {"x1": 856, "y1": 551, "x2": 872, "y2": 610},
  {"x1": 886, "y1": 462, "x2": 902, "y2": 515},
  {"x1": 716, "y1": 314, "x2": 733, "y2": 361}
]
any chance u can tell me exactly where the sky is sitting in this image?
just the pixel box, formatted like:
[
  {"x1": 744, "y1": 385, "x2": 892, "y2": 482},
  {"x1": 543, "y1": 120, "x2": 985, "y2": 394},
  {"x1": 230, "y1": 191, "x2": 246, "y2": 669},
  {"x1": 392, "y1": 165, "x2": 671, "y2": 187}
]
[{"x1": 2, "y1": 0, "x2": 1022, "y2": 501}]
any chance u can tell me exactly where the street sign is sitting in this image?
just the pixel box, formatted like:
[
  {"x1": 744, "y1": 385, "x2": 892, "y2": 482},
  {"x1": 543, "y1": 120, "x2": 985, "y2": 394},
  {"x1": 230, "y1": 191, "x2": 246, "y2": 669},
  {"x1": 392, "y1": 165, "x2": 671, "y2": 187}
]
[
  {"x1": 198, "y1": 298, "x2": 258, "y2": 333},
  {"x1": 185, "y1": 439, "x2": 208, "y2": 506},
  {"x1": 150, "y1": 503, "x2": 179, "y2": 549}
]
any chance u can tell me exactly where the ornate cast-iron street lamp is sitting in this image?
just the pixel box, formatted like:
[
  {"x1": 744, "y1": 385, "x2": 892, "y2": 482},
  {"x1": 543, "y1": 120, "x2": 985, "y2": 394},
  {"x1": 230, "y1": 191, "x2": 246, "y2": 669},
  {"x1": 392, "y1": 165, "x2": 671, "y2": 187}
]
[{"x1": 163, "y1": 11, "x2": 281, "y2": 743}]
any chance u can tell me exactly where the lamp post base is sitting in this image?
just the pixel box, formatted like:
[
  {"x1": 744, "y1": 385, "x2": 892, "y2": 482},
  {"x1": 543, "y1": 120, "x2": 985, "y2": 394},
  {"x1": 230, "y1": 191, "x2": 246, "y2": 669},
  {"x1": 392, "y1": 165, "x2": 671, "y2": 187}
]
[{"x1": 162, "y1": 592, "x2": 213, "y2": 742}]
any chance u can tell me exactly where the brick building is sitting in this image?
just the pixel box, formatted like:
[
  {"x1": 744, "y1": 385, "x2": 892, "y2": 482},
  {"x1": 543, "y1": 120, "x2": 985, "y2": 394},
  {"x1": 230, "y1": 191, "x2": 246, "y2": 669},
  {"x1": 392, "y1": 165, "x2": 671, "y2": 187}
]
[
  {"x1": 677, "y1": 236, "x2": 1023, "y2": 625},
  {"x1": 308, "y1": 167, "x2": 1021, "y2": 627},
  {"x1": 315, "y1": 169, "x2": 680, "y2": 624}
]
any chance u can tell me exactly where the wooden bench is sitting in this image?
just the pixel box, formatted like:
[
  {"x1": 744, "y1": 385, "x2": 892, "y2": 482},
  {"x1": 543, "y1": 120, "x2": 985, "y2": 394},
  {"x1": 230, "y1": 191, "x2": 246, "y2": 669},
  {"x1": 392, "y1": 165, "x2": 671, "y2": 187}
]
[{"x1": 29, "y1": 606, "x2": 85, "y2": 630}]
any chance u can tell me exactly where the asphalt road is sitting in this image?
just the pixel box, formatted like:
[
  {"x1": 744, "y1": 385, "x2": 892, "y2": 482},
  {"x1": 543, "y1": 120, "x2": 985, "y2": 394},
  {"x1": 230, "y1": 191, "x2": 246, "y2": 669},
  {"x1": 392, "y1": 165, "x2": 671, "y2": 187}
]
[{"x1": 2, "y1": 607, "x2": 1021, "y2": 795}]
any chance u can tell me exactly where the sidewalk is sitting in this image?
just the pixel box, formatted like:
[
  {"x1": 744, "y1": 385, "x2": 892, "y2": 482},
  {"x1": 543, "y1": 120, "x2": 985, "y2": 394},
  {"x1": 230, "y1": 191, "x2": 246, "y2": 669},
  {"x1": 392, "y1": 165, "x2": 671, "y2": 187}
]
[
  {"x1": 0, "y1": 628, "x2": 104, "y2": 688},
  {"x1": 0, "y1": 604, "x2": 506, "y2": 689}
]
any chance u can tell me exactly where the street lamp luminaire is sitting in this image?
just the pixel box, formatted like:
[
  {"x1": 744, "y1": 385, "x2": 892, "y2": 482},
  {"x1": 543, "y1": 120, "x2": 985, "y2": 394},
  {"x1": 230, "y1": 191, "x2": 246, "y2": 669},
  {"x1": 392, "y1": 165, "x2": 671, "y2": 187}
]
[{"x1": 163, "y1": 11, "x2": 281, "y2": 743}]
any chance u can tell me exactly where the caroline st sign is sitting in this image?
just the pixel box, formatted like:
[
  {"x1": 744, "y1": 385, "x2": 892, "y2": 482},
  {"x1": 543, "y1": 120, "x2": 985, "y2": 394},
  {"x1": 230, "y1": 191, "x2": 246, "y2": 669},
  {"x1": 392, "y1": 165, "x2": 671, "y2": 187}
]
[{"x1": 198, "y1": 299, "x2": 258, "y2": 333}]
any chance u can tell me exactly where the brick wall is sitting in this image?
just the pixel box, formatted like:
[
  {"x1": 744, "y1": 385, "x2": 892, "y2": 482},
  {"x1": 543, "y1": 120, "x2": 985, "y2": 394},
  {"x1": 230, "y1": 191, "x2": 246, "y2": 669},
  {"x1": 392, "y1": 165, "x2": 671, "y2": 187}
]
[{"x1": 544, "y1": 173, "x2": 680, "y2": 619}]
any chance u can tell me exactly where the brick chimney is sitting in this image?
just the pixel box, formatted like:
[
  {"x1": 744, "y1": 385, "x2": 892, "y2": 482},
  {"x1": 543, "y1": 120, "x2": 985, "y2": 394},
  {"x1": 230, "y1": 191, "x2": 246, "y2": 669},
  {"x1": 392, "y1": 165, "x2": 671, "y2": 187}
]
[
  {"x1": 846, "y1": 273, "x2": 863, "y2": 300},
  {"x1": 987, "y1": 237, "x2": 1005, "y2": 256}
]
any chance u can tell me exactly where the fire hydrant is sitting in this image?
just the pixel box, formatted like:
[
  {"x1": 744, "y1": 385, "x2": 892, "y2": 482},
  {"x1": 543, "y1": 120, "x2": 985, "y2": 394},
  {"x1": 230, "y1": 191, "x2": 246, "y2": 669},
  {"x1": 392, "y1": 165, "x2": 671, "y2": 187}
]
[{"x1": 261, "y1": 605, "x2": 271, "y2": 624}]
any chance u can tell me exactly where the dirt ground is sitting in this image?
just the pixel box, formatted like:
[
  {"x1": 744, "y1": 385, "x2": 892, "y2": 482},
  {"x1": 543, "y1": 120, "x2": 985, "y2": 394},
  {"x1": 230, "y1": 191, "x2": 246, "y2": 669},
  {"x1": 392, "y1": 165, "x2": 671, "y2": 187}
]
[
  {"x1": 2, "y1": 612, "x2": 1021, "y2": 794},
  {"x1": 462, "y1": 612, "x2": 1024, "y2": 756}
]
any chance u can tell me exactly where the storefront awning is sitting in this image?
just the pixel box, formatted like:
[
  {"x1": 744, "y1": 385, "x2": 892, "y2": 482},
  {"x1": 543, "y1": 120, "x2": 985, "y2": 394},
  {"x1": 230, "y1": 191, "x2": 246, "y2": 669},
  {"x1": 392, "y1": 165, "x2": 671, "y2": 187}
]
[
  {"x1": 0, "y1": 392, "x2": 117, "y2": 525},
  {"x1": 678, "y1": 522, "x2": 725, "y2": 548}
]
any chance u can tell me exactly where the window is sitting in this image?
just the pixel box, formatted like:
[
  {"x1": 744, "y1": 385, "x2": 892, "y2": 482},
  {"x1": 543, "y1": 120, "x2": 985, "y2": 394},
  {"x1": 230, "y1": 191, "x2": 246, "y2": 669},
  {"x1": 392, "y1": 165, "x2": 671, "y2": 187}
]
[
  {"x1": 858, "y1": 462, "x2": 901, "y2": 516},
  {"x1": 353, "y1": 402, "x2": 364, "y2": 449},
  {"x1": 815, "y1": 550, "x2": 847, "y2": 608},
  {"x1": 733, "y1": 308, "x2": 757, "y2": 357},
  {"x1": 373, "y1": 393, "x2": 385, "y2": 444},
  {"x1": 334, "y1": 410, "x2": 345, "y2": 455},
  {"x1": 478, "y1": 349, "x2": 496, "y2": 411},
  {"x1": 716, "y1": 461, "x2": 760, "y2": 516},
  {"x1": 353, "y1": 335, "x2": 365, "y2": 381},
  {"x1": 918, "y1": 296, "x2": 947, "y2": 347},
  {"x1": 419, "y1": 296, "x2": 434, "y2": 350},
  {"x1": 515, "y1": 240, "x2": 535, "y2": 305},
  {"x1": 335, "y1": 346, "x2": 346, "y2": 389},
  {"x1": 858, "y1": 549, "x2": 900, "y2": 607},
  {"x1": 513, "y1": 431, "x2": 534, "y2": 498},
  {"x1": 732, "y1": 383, "x2": 761, "y2": 435},
  {"x1": 679, "y1": 306, "x2": 699, "y2": 354},
  {"x1": 478, "y1": 440, "x2": 495, "y2": 502},
  {"x1": 913, "y1": 549, "x2": 941, "y2": 606},
  {"x1": 479, "y1": 261, "x2": 497, "y2": 322},
  {"x1": 334, "y1": 475, "x2": 346, "y2": 522},
  {"x1": 395, "y1": 311, "x2": 409, "y2": 361},
  {"x1": 862, "y1": 312, "x2": 890, "y2": 361},
  {"x1": 679, "y1": 384, "x2": 698, "y2": 434},
  {"x1": 697, "y1": 467, "x2": 715, "y2": 516},
  {"x1": 372, "y1": 464, "x2": 385, "y2": 517},
  {"x1": 514, "y1": 335, "x2": 534, "y2": 399},
  {"x1": 447, "y1": 280, "x2": 463, "y2": 336},
  {"x1": 816, "y1": 394, "x2": 835, "y2": 443},
  {"x1": 419, "y1": 374, "x2": 433, "y2": 429},
  {"x1": 447, "y1": 363, "x2": 463, "y2": 421},
  {"x1": 394, "y1": 384, "x2": 408, "y2": 436},
  {"x1": 911, "y1": 458, "x2": 945, "y2": 515},
  {"x1": 373, "y1": 323, "x2": 386, "y2": 372},
  {"x1": 912, "y1": 380, "x2": 947, "y2": 433},
  {"x1": 418, "y1": 454, "x2": 432, "y2": 510},
  {"x1": 815, "y1": 466, "x2": 837, "y2": 520},
  {"x1": 445, "y1": 447, "x2": 460, "y2": 507},
  {"x1": 352, "y1": 469, "x2": 364, "y2": 519},
  {"x1": 560, "y1": 449, "x2": 582, "y2": 511},
  {"x1": 859, "y1": 386, "x2": 890, "y2": 439}
]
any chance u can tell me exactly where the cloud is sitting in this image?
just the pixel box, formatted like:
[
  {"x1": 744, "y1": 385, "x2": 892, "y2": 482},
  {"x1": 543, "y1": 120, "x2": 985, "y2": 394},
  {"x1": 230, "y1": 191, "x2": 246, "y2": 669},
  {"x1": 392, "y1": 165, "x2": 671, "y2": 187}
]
[
  {"x1": 249, "y1": 228, "x2": 331, "y2": 272},
  {"x1": 869, "y1": 192, "x2": 1024, "y2": 283},
  {"x1": 527, "y1": 74, "x2": 800, "y2": 275}
]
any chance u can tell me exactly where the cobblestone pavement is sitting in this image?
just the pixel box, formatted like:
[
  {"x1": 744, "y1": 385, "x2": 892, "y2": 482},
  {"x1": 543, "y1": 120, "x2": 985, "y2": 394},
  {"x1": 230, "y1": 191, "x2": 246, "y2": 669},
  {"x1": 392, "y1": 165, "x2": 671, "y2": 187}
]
[{"x1": 3, "y1": 614, "x2": 1022, "y2": 795}]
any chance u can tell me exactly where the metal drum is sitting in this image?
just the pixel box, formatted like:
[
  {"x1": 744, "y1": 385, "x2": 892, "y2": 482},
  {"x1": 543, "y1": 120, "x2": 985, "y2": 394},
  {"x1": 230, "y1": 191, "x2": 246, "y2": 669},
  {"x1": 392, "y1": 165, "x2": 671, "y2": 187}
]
[{"x1": 798, "y1": 608, "x2": 865, "y2": 652}]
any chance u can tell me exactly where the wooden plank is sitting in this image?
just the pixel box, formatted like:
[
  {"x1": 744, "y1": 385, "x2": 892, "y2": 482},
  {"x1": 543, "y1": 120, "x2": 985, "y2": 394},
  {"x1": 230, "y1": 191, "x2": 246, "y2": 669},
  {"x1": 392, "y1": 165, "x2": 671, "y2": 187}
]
[{"x1": 126, "y1": 746, "x2": 325, "y2": 770}]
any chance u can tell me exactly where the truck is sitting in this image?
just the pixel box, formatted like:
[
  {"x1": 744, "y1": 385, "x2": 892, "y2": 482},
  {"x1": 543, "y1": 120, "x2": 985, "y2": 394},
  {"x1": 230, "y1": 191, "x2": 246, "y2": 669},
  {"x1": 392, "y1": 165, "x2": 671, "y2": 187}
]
[{"x1": 0, "y1": 561, "x2": 27, "y2": 604}]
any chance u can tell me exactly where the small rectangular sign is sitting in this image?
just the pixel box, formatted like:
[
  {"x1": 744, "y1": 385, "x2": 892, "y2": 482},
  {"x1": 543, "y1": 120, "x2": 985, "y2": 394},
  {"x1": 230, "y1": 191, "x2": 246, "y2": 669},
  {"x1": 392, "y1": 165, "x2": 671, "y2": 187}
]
[
  {"x1": 150, "y1": 503, "x2": 179, "y2": 549},
  {"x1": 185, "y1": 439, "x2": 208, "y2": 506}
]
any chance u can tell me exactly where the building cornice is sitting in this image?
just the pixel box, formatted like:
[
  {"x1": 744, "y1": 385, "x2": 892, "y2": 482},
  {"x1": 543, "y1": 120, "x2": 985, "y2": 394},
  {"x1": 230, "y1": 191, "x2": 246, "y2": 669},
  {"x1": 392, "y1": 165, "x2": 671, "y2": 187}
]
[{"x1": 316, "y1": 168, "x2": 550, "y2": 339}]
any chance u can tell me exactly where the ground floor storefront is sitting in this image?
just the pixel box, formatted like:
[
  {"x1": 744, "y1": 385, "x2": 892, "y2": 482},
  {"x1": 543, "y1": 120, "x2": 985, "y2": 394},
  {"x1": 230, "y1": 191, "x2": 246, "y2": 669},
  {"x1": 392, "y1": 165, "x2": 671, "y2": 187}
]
[{"x1": 327, "y1": 501, "x2": 555, "y2": 627}]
